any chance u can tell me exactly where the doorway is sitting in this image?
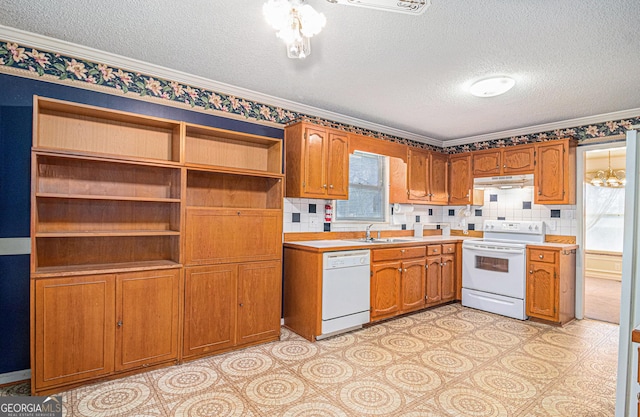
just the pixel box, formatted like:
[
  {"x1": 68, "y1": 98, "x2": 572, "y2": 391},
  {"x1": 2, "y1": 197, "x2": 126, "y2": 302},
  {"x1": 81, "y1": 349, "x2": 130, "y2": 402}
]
[{"x1": 583, "y1": 146, "x2": 625, "y2": 324}]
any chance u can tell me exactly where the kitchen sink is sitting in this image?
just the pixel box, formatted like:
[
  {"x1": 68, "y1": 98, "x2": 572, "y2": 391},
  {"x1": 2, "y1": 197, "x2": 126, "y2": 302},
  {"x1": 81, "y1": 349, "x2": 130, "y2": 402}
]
[{"x1": 346, "y1": 238, "x2": 414, "y2": 244}]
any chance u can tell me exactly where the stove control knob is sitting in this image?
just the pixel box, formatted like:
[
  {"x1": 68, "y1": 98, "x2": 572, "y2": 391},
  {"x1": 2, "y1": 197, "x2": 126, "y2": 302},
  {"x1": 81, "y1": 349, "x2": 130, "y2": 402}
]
[
  {"x1": 535, "y1": 225, "x2": 539, "y2": 230},
  {"x1": 529, "y1": 225, "x2": 533, "y2": 230}
]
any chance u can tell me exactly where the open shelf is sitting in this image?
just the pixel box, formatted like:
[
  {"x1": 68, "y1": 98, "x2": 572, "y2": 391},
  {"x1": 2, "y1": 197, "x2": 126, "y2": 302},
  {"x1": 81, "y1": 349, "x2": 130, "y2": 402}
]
[
  {"x1": 35, "y1": 198, "x2": 180, "y2": 234},
  {"x1": 185, "y1": 123, "x2": 282, "y2": 174},
  {"x1": 33, "y1": 260, "x2": 181, "y2": 278},
  {"x1": 34, "y1": 97, "x2": 181, "y2": 163},
  {"x1": 186, "y1": 169, "x2": 282, "y2": 209},
  {"x1": 36, "y1": 193, "x2": 180, "y2": 203},
  {"x1": 35, "y1": 235, "x2": 180, "y2": 272},
  {"x1": 36, "y1": 231, "x2": 181, "y2": 237}
]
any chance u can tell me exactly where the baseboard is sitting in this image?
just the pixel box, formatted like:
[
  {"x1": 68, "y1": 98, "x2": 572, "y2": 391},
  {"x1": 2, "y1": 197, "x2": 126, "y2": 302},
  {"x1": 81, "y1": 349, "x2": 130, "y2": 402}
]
[{"x1": 0, "y1": 369, "x2": 30, "y2": 386}]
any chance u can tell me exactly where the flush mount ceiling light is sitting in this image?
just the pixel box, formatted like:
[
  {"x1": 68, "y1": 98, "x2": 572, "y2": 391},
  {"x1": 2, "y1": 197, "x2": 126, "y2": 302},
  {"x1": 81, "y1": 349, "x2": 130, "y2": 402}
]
[
  {"x1": 263, "y1": 0, "x2": 326, "y2": 59},
  {"x1": 469, "y1": 76, "x2": 516, "y2": 98}
]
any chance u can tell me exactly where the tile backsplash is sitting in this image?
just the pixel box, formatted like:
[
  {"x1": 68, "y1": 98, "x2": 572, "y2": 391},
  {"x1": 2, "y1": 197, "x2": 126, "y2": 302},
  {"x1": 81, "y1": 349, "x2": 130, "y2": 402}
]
[{"x1": 284, "y1": 186, "x2": 577, "y2": 237}]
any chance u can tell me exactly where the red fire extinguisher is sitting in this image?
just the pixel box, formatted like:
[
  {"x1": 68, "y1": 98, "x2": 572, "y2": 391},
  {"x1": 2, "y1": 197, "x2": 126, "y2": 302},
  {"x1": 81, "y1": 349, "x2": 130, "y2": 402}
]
[{"x1": 325, "y1": 204, "x2": 332, "y2": 222}]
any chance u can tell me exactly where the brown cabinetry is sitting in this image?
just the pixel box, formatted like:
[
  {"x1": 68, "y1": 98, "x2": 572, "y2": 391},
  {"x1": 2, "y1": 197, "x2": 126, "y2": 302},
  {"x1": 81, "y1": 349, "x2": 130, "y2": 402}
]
[
  {"x1": 31, "y1": 96, "x2": 283, "y2": 394},
  {"x1": 33, "y1": 269, "x2": 180, "y2": 395},
  {"x1": 371, "y1": 246, "x2": 426, "y2": 321},
  {"x1": 425, "y1": 244, "x2": 456, "y2": 306},
  {"x1": 534, "y1": 139, "x2": 576, "y2": 204},
  {"x1": 183, "y1": 261, "x2": 281, "y2": 358},
  {"x1": 396, "y1": 148, "x2": 448, "y2": 205},
  {"x1": 472, "y1": 145, "x2": 535, "y2": 177},
  {"x1": 526, "y1": 246, "x2": 576, "y2": 325},
  {"x1": 284, "y1": 122, "x2": 349, "y2": 199}
]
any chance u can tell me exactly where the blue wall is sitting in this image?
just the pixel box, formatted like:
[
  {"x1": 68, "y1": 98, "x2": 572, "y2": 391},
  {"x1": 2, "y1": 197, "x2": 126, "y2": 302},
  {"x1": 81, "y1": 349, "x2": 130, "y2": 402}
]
[{"x1": 0, "y1": 73, "x2": 283, "y2": 374}]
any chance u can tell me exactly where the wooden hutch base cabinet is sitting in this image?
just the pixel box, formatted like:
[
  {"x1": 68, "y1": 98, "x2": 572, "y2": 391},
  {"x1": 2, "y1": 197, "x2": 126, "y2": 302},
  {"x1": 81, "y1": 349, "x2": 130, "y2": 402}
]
[{"x1": 30, "y1": 96, "x2": 283, "y2": 395}]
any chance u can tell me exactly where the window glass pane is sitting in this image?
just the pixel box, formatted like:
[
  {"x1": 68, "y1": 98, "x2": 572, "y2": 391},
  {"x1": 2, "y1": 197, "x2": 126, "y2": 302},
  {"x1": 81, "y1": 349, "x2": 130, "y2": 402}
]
[
  {"x1": 585, "y1": 185, "x2": 624, "y2": 252},
  {"x1": 335, "y1": 152, "x2": 386, "y2": 222}
]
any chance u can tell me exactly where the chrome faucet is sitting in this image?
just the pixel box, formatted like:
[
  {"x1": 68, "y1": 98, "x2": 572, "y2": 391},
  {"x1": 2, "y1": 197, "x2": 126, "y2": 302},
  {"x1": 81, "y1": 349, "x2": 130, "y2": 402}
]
[{"x1": 365, "y1": 224, "x2": 374, "y2": 241}]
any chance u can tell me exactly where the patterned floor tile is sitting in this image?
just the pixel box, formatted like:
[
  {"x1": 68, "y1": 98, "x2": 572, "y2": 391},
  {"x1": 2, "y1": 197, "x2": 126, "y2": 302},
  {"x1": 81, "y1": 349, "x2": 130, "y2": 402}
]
[{"x1": 0, "y1": 304, "x2": 619, "y2": 417}]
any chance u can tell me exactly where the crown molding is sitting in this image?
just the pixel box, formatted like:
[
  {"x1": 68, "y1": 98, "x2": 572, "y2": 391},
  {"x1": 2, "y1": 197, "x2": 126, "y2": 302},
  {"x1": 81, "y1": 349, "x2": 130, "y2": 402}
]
[
  {"x1": 0, "y1": 24, "x2": 441, "y2": 146},
  {"x1": 445, "y1": 108, "x2": 640, "y2": 147}
]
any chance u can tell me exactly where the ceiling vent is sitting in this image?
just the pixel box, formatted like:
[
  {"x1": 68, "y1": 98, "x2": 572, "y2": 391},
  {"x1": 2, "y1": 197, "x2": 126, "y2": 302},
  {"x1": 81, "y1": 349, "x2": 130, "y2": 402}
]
[{"x1": 327, "y1": 0, "x2": 431, "y2": 15}]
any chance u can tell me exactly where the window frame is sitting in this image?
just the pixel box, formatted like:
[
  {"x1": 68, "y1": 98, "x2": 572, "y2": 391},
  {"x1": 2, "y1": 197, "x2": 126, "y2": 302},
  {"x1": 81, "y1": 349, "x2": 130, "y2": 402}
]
[{"x1": 333, "y1": 151, "x2": 389, "y2": 224}]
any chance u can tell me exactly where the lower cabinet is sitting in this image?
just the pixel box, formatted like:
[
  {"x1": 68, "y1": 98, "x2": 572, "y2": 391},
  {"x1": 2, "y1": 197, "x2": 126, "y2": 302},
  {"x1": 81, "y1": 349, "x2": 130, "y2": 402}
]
[
  {"x1": 426, "y1": 245, "x2": 456, "y2": 307},
  {"x1": 183, "y1": 261, "x2": 281, "y2": 359},
  {"x1": 370, "y1": 246, "x2": 427, "y2": 322},
  {"x1": 32, "y1": 268, "x2": 180, "y2": 395},
  {"x1": 526, "y1": 246, "x2": 576, "y2": 325}
]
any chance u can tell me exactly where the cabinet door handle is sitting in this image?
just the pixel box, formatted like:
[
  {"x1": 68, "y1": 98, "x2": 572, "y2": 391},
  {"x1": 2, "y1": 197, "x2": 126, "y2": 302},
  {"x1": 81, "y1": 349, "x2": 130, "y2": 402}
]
[
  {"x1": 466, "y1": 189, "x2": 470, "y2": 199},
  {"x1": 425, "y1": 264, "x2": 428, "y2": 269},
  {"x1": 329, "y1": 184, "x2": 334, "y2": 189},
  {"x1": 323, "y1": 184, "x2": 327, "y2": 189},
  {"x1": 538, "y1": 190, "x2": 541, "y2": 195},
  {"x1": 529, "y1": 270, "x2": 533, "y2": 274},
  {"x1": 403, "y1": 268, "x2": 407, "y2": 272},
  {"x1": 237, "y1": 211, "x2": 241, "y2": 215},
  {"x1": 539, "y1": 254, "x2": 544, "y2": 259},
  {"x1": 117, "y1": 320, "x2": 123, "y2": 328},
  {"x1": 239, "y1": 303, "x2": 244, "y2": 307},
  {"x1": 503, "y1": 164, "x2": 507, "y2": 168},
  {"x1": 401, "y1": 249, "x2": 405, "y2": 253},
  {"x1": 398, "y1": 268, "x2": 403, "y2": 272}
]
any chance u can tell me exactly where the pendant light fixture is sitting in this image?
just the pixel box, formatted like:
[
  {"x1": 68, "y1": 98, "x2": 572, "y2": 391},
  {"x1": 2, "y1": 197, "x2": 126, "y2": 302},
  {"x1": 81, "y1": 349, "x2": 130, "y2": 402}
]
[
  {"x1": 587, "y1": 151, "x2": 625, "y2": 187},
  {"x1": 263, "y1": 0, "x2": 326, "y2": 59}
]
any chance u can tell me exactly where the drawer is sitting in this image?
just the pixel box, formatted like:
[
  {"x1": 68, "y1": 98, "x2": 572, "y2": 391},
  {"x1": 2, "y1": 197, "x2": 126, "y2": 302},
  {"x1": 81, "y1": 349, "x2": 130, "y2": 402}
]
[
  {"x1": 372, "y1": 246, "x2": 426, "y2": 262},
  {"x1": 529, "y1": 248, "x2": 556, "y2": 263},
  {"x1": 442, "y1": 244, "x2": 456, "y2": 254},
  {"x1": 427, "y1": 245, "x2": 441, "y2": 256}
]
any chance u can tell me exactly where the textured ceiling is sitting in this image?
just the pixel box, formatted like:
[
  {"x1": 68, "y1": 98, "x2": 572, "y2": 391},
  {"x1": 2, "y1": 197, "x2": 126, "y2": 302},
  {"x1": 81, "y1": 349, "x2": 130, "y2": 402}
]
[{"x1": 1, "y1": 0, "x2": 639, "y2": 143}]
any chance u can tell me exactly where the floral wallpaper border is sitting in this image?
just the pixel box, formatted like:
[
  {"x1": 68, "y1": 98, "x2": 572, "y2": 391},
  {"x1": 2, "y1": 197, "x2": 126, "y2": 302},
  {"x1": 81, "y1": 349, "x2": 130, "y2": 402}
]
[{"x1": 0, "y1": 39, "x2": 638, "y2": 154}]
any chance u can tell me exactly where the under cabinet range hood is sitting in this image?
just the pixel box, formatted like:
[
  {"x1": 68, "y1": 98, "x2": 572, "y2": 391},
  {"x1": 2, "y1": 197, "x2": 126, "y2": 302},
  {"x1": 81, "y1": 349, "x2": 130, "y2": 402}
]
[
  {"x1": 473, "y1": 174, "x2": 534, "y2": 190},
  {"x1": 326, "y1": 0, "x2": 431, "y2": 15}
]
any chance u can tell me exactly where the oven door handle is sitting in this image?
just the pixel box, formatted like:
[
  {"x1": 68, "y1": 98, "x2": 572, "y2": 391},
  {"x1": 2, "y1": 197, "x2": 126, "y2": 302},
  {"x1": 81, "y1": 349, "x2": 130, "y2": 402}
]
[{"x1": 464, "y1": 246, "x2": 524, "y2": 255}]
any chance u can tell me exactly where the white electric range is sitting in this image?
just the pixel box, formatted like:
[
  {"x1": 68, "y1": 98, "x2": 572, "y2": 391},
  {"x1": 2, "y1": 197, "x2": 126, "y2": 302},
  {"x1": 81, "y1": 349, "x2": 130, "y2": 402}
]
[{"x1": 461, "y1": 220, "x2": 545, "y2": 320}]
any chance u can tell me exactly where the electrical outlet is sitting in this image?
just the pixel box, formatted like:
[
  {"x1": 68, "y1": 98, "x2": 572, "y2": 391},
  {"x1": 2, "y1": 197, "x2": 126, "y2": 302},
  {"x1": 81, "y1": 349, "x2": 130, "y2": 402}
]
[{"x1": 546, "y1": 220, "x2": 557, "y2": 231}]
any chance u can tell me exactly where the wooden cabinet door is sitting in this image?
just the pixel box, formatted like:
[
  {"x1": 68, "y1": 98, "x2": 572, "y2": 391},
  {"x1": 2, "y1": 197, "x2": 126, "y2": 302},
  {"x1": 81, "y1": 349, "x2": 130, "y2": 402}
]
[
  {"x1": 472, "y1": 150, "x2": 501, "y2": 177},
  {"x1": 535, "y1": 141, "x2": 567, "y2": 204},
  {"x1": 425, "y1": 256, "x2": 442, "y2": 305},
  {"x1": 389, "y1": 156, "x2": 409, "y2": 203},
  {"x1": 503, "y1": 145, "x2": 534, "y2": 174},
  {"x1": 237, "y1": 261, "x2": 282, "y2": 345},
  {"x1": 115, "y1": 269, "x2": 180, "y2": 371},
  {"x1": 33, "y1": 275, "x2": 115, "y2": 391},
  {"x1": 430, "y1": 152, "x2": 449, "y2": 204},
  {"x1": 526, "y1": 261, "x2": 558, "y2": 321},
  {"x1": 371, "y1": 261, "x2": 402, "y2": 320},
  {"x1": 449, "y1": 154, "x2": 472, "y2": 205},
  {"x1": 400, "y1": 258, "x2": 426, "y2": 313},
  {"x1": 184, "y1": 265, "x2": 236, "y2": 357},
  {"x1": 303, "y1": 127, "x2": 328, "y2": 197},
  {"x1": 186, "y1": 208, "x2": 282, "y2": 265},
  {"x1": 407, "y1": 149, "x2": 429, "y2": 201},
  {"x1": 327, "y1": 132, "x2": 349, "y2": 199},
  {"x1": 441, "y1": 254, "x2": 455, "y2": 301}
]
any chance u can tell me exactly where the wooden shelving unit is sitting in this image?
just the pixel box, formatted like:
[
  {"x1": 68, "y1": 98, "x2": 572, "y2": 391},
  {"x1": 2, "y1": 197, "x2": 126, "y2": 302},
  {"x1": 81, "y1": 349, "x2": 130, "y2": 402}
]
[{"x1": 30, "y1": 96, "x2": 284, "y2": 395}]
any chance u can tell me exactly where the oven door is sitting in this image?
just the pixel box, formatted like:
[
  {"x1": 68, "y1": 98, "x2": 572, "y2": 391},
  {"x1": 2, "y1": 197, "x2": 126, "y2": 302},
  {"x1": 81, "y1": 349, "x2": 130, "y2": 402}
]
[{"x1": 462, "y1": 246, "x2": 526, "y2": 299}]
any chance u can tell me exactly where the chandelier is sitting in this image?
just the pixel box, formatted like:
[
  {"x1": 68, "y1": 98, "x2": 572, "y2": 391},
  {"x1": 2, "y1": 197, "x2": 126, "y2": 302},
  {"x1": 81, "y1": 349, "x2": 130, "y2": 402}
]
[
  {"x1": 587, "y1": 151, "x2": 625, "y2": 188},
  {"x1": 263, "y1": 0, "x2": 326, "y2": 59}
]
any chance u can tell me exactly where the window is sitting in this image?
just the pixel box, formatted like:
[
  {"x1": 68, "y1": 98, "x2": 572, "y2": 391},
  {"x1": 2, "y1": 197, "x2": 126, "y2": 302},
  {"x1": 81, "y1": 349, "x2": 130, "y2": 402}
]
[
  {"x1": 335, "y1": 151, "x2": 387, "y2": 222},
  {"x1": 585, "y1": 185, "x2": 624, "y2": 252}
]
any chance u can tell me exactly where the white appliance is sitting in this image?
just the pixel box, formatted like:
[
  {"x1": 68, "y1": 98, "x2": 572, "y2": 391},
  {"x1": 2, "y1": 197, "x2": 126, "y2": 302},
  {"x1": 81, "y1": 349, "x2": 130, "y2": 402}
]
[
  {"x1": 319, "y1": 250, "x2": 371, "y2": 339},
  {"x1": 462, "y1": 220, "x2": 545, "y2": 320}
]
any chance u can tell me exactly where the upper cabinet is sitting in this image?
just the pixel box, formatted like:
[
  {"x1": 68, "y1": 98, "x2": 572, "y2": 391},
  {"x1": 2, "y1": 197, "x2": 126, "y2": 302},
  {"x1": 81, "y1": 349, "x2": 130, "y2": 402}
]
[
  {"x1": 448, "y1": 153, "x2": 483, "y2": 205},
  {"x1": 284, "y1": 122, "x2": 349, "y2": 199},
  {"x1": 503, "y1": 145, "x2": 535, "y2": 174},
  {"x1": 534, "y1": 139, "x2": 576, "y2": 204},
  {"x1": 393, "y1": 148, "x2": 448, "y2": 205},
  {"x1": 472, "y1": 145, "x2": 535, "y2": 177}
]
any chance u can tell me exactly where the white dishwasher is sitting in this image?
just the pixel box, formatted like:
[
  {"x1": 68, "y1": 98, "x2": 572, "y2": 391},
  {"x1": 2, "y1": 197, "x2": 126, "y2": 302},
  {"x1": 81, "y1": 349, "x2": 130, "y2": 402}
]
[{"x1": 319, "y1": 250, "x2": 371, "y2": 339}]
